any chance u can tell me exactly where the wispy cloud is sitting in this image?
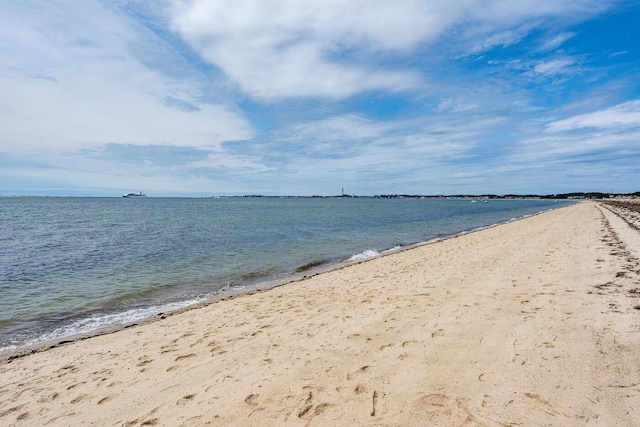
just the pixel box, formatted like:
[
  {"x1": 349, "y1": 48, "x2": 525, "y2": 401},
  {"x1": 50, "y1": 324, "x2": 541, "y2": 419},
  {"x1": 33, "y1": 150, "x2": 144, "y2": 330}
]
[
  {"x1": 547, "y1": 99, "x2": 640, "y2": 132},
  {"x1": 540, "y1": 32, "x2": 576, "y2": 51},
  {"x1": 609, "y1": 51, "x2": 628, "y2": 58},
  {"x1": 463, "y1": 28, "x2": 530, "y2": 57},
  {"x1": 219, "y1": 110, "x2": 516, "y2": 194},
  {"x1": 531, "y1": 58, "x2": 576, "y2": 76}
]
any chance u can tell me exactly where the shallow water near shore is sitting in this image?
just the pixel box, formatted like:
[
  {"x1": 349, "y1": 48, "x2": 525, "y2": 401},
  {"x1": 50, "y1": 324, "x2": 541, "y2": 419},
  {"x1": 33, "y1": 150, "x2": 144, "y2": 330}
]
[{"x1": 0, "y1": 197, "x2": 571, "y2": 354}]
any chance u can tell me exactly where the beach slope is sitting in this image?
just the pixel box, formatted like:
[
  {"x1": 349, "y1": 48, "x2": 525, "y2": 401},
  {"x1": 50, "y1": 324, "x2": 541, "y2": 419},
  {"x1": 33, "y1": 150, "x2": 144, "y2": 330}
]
[{"x1": 1, "y1": 202, "x2": 639, "y2": 426}]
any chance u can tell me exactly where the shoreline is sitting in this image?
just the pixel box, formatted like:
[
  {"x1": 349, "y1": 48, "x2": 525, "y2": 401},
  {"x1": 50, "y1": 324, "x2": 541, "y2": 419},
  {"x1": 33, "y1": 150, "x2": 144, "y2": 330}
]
[
  {"x1": 1, "y1": 201, "x2": 639, "y2": 425},
  {"x1": 0, "y1": 205, "x2": 566, "y2": 361}
]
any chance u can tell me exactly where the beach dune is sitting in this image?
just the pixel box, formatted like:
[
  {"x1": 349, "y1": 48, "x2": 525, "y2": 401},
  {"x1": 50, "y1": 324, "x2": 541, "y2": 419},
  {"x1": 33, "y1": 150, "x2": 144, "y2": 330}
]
[{"x1": 1, "y1": 202, "x2": 639, "y2": 426}]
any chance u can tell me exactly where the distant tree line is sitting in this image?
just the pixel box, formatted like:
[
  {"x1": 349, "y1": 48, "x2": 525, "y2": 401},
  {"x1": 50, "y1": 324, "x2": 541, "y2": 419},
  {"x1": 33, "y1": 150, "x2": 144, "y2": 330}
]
[{"x1": 215, "y1": 192, "x2": 640, "y2": 199}]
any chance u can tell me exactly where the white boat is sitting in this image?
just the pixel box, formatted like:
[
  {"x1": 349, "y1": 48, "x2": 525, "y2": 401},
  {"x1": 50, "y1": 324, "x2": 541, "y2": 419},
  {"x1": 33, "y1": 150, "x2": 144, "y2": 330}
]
[{"x1": 122, "y1": 192, "x2": 147, "y2": 198}]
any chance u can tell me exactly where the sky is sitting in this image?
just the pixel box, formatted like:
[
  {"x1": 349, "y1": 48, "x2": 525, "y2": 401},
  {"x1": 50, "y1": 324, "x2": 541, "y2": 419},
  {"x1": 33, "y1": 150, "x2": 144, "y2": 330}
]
[{"x1": 1, "y1": 0, "x2": 639, "y2": 197}]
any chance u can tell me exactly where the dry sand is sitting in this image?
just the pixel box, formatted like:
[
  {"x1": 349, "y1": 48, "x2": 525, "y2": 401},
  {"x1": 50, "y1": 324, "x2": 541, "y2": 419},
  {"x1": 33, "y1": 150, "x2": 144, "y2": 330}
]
[{"x1": 1, "y1": 201, "x2": 639, "y2": 426}]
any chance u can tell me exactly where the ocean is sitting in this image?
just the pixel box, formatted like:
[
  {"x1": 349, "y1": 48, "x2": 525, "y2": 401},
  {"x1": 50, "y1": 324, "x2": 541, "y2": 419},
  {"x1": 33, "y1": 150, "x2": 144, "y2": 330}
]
[{"x1": 0, "y1": 196, "x2": 572, "y2": 355}]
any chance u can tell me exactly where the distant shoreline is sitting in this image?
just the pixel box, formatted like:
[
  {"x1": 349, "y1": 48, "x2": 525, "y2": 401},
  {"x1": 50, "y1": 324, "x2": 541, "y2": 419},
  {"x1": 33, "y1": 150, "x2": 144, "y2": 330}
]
[{"x1": 1, "y1": 191, "x2": 638, "y2": 199}]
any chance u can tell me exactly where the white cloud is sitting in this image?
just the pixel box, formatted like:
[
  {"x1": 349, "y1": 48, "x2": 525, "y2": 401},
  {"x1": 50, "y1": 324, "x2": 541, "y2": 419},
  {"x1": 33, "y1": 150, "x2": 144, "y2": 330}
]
[
  {"x1": 468, "y1": 0, "x2": 611, "y2": 22},
  {"x1": 170, "y1": 0, "x2": 617, "y2": 100},
  {"x1": 499, "y1": 99, "x2": 640, "y2": 189},
  {"x1": 0, "y1": 75, "x2": 253, "y2": 152},
  {"x1": 436, "y1": 99, "x2": 456, "y2": 113},
  {"x1": 254, "y1": 112, "x2": 512, "y2": 194},
  {"x1": 540, "y1": 32, "x2": 576, "y2": 51},
  {"x1": 170, "y1": 0, "x2": 434, "y2": 99},
  {"x1": 435, "y1": 98, "x2": 478, "y2": 113},
  {"x1": 531, "y1": 58, "x2": 577, "y2": 76},
  {"x1": 547, "y1": 100, "x2": 640, "y2": 132},
  {"x1": 464, "y1": 28, "x2": 529, "y2": 56},
  {"x1": 0, "y1": 0, "x2": 254, "y2": 155},
  {"x1": 265, "y1": 112, "x2": 508, "y2": 179},
  {"x1": 609, "y1": 51, "x2": 628, "y2": 58}
]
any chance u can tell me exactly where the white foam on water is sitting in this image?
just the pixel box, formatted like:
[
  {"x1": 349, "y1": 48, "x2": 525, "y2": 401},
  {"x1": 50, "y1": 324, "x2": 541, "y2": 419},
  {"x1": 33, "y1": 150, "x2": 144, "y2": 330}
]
[
  {"x1": 0, "y1": 297, "x2": 206, "y2": 357},
  {"x1": 348, "y1": 249, "x2": 379, "y2": 261},
  {"x1": 0, "y1": 344, "x2": 17, "y2": 356},
  {"x1": 381, "y1": 245, "x2": 402, "y2": 254}
]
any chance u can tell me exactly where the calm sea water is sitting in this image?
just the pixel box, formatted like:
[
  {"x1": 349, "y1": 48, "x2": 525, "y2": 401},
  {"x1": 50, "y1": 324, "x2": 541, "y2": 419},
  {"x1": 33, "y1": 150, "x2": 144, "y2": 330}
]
[{"x1": 0, "y1": 197, "x2": 571, "y2": 354}]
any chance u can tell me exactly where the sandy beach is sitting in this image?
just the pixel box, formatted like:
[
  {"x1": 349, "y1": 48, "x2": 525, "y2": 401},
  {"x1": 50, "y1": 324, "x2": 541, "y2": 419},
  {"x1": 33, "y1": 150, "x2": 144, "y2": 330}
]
[{"x1": 1, "y1": 201, "x2": 639, "y2": 426}]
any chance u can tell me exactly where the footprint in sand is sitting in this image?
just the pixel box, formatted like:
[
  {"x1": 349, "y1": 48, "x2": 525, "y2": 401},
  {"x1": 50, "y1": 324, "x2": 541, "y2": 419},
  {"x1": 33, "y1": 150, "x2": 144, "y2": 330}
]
[
  {"x1": 354, "y1": 384, "x2": 369, "y2": 395},
  {"x1": 97, "y1": 395, "x2": 116, "y2": 405},
  {"x1": 70, "y1": 394, "x2": 89, "y2": 404},
  {"x1": 347, "y1": 366, "x2": 371, "y2": 381},
  {"x1": 293, "y1": 391, "x2": 330, "y2": 421},
  {"x1": 481, "y1": 394, "x2": 494, "y2": 407},
  {"x1": 16, "y1": 412, "x2": 30, "y2": 421},
  {"x1": 177, "y1": 394, "x2": 196, "y2": 405},
  {"x1": 137, "y1": 356, "x2": 153, "y2": 367},
  {"x1": 171, "y1": 332, "x2": 195, "y2": 344},
  {"x1": 174, "y1": 353, "x2": 196, "y2": 362},
  {"x1": 0, "y1": 405, "x2": 25, "y2": 418},
  {"x1": 478, "y1": 373, "x2": 493, "y2": 382},
  {"x1": 56, "y1": 364, "x2": 79, "y2": 377},
  {"x1": 409, "y1": 393, "x2": 457, "y2": 415},
  {"x1": 409, "y1": 393, "x2": 487, "y2": 424},
  {"x1": 244, "y1": 394, "x2": 259, "y2": 406},
  {"x1": 38, "y1": 392, "x2": 60, "y2": 403}
]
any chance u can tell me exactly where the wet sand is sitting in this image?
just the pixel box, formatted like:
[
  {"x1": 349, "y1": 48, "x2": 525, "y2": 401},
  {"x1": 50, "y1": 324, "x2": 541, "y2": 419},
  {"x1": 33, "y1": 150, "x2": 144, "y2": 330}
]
[{"x1": 1, "y1": 201, "x2": 639, "y2": 426}]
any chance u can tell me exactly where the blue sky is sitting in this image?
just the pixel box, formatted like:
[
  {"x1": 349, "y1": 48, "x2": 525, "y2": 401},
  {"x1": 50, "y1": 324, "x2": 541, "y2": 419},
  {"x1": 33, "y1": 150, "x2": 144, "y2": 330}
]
[{"x1": 1, "y1": 0, "x2": 639, "y2": 196}]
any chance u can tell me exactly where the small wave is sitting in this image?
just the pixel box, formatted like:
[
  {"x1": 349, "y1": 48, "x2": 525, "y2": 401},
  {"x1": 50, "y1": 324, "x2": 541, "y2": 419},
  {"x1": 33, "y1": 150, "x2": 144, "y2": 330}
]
[
  {"x1": 0, "y1": 344, "x2": 17, "y2": 355},
  {"x1": 380, "y1": 245, "x2": 402, "y2": 255},
  {"x1": 296, "y1": 260, "x2": 326, "y2": 272},
  {"x1": 1, "y1": 298, "x2": 205, "y2": 355},
  {"x1": 348, "y1": 249, "x2": 379, "y2": 261}
]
